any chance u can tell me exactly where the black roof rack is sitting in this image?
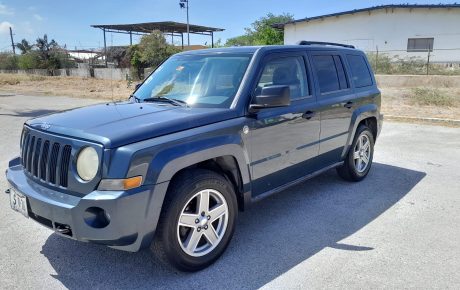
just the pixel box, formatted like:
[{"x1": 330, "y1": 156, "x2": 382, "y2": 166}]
[{"x1": 297, "y1": 41, "x2": 355, "y2": 49}]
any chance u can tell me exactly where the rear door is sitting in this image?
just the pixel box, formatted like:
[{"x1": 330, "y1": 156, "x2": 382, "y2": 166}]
[
  {"x1": 309, "y1": 51, "x2": 354, "y2": 164},
  {"x1": 246, "y1": 52, "x2": 320, "y2": 196}
]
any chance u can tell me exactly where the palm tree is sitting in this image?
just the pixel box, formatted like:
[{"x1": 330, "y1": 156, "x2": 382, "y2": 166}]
[{"x1": 16, "y1": 39, "x2": 33, "y2": 54}]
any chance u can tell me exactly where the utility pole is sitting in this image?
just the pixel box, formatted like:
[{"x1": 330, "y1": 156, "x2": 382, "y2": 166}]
[
  {"x1": 9, "y1": 27, "x2": 16, "y2": 55},
  {"x1": 179, "y1": 0, "x2": 190, "y2": 47}
]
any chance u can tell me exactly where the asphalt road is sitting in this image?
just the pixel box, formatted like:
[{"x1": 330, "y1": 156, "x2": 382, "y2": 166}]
[{"x1": 1, "y1": 94, "x2": 459, "y2": 289}]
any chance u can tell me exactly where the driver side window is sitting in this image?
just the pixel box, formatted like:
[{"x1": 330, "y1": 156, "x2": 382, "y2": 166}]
[{"x1": 254, "y1": 56, "x2": 309, "y2": 100}]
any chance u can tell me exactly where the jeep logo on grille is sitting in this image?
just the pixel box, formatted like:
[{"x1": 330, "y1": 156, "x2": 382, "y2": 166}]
[{"x1": 40, "y1": 123, "x2": 51, "y2": 130}]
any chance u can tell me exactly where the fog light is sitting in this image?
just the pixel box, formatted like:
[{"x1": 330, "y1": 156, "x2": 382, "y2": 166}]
[{"x1": 84, "y1": 207, "x2": 110, "y2": 228}]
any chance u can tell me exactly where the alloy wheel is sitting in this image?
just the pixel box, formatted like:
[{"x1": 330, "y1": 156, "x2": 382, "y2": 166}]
[
  {"x1": 176, "y1": 189, "x2": 229, "y2": 257},
  {"x1": 353, "y1": 133, "x2": 371, "y2": 173}
]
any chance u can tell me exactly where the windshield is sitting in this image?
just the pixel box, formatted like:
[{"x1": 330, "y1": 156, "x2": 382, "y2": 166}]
[{"x1": 133, "y1": 53, "x2": 252, "y2": 108}]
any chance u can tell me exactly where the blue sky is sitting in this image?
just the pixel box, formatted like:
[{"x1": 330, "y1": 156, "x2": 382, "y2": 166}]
[{"x1": 0, "y1": 0, "x2": 455, "y2": 51}]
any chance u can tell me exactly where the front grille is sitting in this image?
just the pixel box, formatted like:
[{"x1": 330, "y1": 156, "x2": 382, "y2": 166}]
[{"x1": 21, "y1": 129, "x2": 72, "y2": 188}]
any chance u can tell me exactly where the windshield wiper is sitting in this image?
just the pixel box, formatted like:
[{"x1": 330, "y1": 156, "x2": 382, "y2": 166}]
[{"x1": 142, "y1": 96, "x2": 188, "y2": 107}]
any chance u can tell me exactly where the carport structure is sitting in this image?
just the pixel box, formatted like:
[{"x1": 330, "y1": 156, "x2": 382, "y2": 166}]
[{"x1": 91, "y1": 21, "x2": 224, "y2": 66}]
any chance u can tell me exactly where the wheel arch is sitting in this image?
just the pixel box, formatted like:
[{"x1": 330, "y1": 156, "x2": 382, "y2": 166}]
[
  {"x1": 169, "y1": 155, "x2": 248, "y2": 211},
  {"x1": 342, "y1": 104, "x2": 379, "y2": 159},
  {"x1": 152, "y1": 144, "x2": 251, "y2": 212}
]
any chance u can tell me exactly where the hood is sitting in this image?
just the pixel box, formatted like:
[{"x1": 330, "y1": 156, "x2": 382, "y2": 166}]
[{"x1": 26, "y1": 102, "x2": 238, "y2": 148}]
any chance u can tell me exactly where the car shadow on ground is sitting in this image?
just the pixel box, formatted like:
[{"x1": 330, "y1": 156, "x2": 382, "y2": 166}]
[
  {"x1": 0, "y1": 109, "x2": 60, "y2": 118},
  {"x1": 41, "y1": 162, "x2": 425, "y2": 289}
]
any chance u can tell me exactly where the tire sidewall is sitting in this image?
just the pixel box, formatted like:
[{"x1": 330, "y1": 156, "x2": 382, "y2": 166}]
[{"x1": 161, "y1": 172, "x2": 237, "y2": 271}]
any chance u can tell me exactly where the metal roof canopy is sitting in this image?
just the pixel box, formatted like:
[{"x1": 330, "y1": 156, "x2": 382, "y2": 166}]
[
  {"x1": 91, "y1": 21, "x2": 224, "y2": 66},
  {"x1": 273, "y1": 4, "x2": 460, "y2": 29}
]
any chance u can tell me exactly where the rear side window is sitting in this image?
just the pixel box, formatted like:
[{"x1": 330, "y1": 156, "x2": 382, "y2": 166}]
[
  {"x1": 312, "y1": 55, "x2": 349, "y2": 94},
  {"x1": 347, "y1": 55, "x2": 373, "y2": 88}
]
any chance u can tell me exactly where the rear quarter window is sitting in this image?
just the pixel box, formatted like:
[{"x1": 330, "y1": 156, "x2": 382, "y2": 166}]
[{"x1": 347, "y1": 55, "x2": 373, "y2": 88}]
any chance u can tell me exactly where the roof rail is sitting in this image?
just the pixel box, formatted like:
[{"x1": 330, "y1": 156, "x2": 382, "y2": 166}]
[{"x1": 296, "y1": 40, "x2": 355, "y2": 49}]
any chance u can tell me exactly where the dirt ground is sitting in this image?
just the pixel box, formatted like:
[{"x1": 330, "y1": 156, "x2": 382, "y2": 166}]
[
  {"x1": 1, "y1": 73, "x2": 459, "y2": 122},
  {"x1": 0, "y1": 74, "x2": 132, "y2": 101},
  {"x1": 381, "y1": 87, "x2": 460, "y2": 120}
]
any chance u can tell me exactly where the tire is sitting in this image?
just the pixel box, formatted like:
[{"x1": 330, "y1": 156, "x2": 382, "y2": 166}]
[
  {"x1": 337, "y1": 124, "x2": 375, "y2": 182},
  {"x1": 151, "y1": 169, "x2": 238, "y2": 272}
]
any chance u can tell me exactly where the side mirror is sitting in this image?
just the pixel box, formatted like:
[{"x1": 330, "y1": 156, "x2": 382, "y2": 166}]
[
  {"x1": 134, "y1": 83, "x2": 142, "y2": 91},
  {"x1": 249, "y1": 85, "x2": 290, "y2": 111}
]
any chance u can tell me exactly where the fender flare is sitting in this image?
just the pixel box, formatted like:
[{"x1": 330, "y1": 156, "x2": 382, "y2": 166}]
[{"x1": 342, "y1": 104, "x2": 379, "y2": 158}]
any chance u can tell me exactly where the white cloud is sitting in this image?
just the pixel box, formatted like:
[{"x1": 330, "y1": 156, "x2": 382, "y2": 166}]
[
  {"x1": 33, "y1": 14, "x2": 43, "y2": 21},
  {"x1": 0, "y1": 21, "x2": 13, "y2": 34},
  {"x1": 0, "y1": 3, "x2": 14, "y2": 15}
]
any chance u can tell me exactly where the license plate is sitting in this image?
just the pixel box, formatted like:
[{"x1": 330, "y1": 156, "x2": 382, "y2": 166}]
[{"x1": 9, "y1": 189, "x2": 29, "y2": 218}]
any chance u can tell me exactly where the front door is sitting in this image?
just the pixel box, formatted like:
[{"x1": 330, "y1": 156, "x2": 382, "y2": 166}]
[{"x1": 246, "y1": 53, "x2": 320, "y2": 196}]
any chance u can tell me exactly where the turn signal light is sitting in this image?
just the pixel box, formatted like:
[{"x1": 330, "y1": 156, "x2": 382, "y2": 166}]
[{"x1": 98, "y1": 176, "x2": 143, "y2": 191}]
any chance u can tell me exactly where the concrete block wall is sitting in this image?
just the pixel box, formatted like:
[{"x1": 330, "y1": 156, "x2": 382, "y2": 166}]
[
  {"x1": 94, "y1": 68, "x2": 130, "y2": 80},
  {"x1": 0, "y1": 68, "x2": 144, "y2": 80}
]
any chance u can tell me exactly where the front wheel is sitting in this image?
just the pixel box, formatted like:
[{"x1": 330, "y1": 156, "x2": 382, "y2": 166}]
[
  {"x1": 337, "y1": 125, "x2": 375, "y2": 182},
  {"x1": 151, "y1": 169, "x2": 238, "y2": 271}
]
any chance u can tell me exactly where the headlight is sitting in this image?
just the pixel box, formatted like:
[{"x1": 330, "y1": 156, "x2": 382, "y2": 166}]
[{"x1": 77, "y1": 147, "x2": 99, "y2": 181}]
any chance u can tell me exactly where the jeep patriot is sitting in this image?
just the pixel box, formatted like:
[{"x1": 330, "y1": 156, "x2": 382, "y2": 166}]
[{"x1": 6, "y1": 42, "x2": 382, "y2": 271}]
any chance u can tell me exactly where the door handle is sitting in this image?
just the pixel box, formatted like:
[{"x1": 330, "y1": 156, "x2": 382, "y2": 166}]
[
  {"x1": 344, "y1": 101, "x2": 353, "y2": 109},
  {"x1": 302, "y1": 111, "x2": 316, "y2": 120}
]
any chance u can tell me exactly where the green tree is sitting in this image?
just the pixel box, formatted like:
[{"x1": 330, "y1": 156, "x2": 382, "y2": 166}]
[
  {"x1": 128, "y1": 31, "x2": 179, "y2": 78},
  {"x1": 16, "y1": 39, "x2": 33, "y2": 54},
  {"x1": 225, "y1": 35, "x2": 255, "y2": 46},
  {"x1": 225, "y1": 13, "x2": 294, "y2": 46},
  {"x1": 137, "y1": 30, "x2": 180, "y2": 67},
  {"x1": 35, "y1": 34, "x2": 60, "y2": 69}
]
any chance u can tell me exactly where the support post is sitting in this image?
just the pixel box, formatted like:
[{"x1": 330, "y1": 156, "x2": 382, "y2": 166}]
[
  {"x1": 211, "y1": 32, "x2": 214, "y2": 48},
  {"x1": 103, "y1": 28, "x2": 107, "y2": 67},
  {"x1": 181, "y1": 33, "x2": 184, "y2": 50},
  {"x1": 375, "y1": 46, "x2": 379, "y2": 73},
  {"x1": 129, "y1": 31, "x2": 132, "y2": 46},
  {"x1": 427, "y1": 50, "x2": 431, "y2": 75},
  {"x1": 9, "y1": 27, "x2": 15, "y2": 55},
  {"x1": 186, "y1": 0, "x2": 190, "y2": 46}
]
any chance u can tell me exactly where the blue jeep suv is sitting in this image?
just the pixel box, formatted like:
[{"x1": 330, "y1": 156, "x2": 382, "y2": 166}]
[{"x1": 6, "y1": 42, "x2": 382, "y2": 271}]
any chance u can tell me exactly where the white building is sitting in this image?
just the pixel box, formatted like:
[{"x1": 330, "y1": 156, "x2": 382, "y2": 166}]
[{"x1": 278, "y1": 4, "x2": 460, "y2": 63}]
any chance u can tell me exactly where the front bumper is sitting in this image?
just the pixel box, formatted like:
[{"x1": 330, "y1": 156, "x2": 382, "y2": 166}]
[{"x1": 5, "y1": 158, "x2": 169, "y2": 252}]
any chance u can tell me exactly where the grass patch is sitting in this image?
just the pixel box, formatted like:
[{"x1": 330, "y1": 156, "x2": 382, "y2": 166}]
[
  {"x1": 407, "y1": 88, "x2": 458, "y2": 107},
  {"x1": 0, "y1": 74, "x2": 21, "y2": 85},
  {"x1": 28, "y1": 75, "x2": 46, "y2": 81}
]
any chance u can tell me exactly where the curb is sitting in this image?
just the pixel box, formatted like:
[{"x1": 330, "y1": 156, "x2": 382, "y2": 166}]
[{"x1": 384, "y1": 115, "x2": 460, "y2": 126}]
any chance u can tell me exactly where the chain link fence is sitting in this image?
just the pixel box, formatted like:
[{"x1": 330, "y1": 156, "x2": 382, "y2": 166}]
[{"x1": 365, "y1": 49, "x2": 460, "y2": 75}]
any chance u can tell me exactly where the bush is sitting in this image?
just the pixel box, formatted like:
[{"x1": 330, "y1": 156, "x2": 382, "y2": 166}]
[
  {"x1": 17, "y1": 52, "x2": 41, "y2": 69},
  {"x1": 0, "y1": 53, "x2": 18, "y2": 70}
]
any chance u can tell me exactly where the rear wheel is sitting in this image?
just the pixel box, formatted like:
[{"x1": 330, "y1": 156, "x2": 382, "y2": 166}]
[
  {"x1": 151, "y1": 169, "x2": 238, "y2": 271},
  {"x1": 337, "y1": 125, "x2": 374, "y2": 181}
]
